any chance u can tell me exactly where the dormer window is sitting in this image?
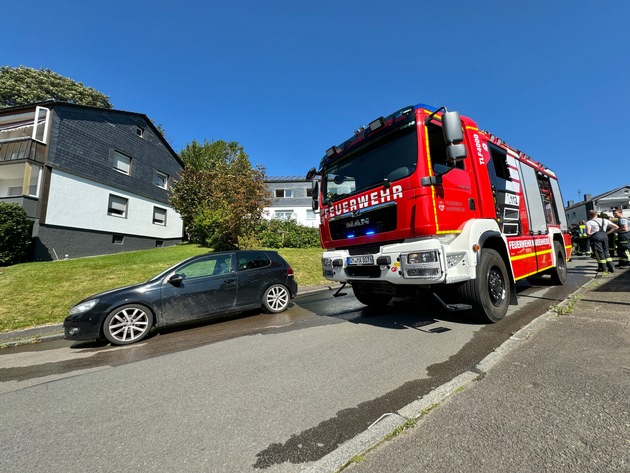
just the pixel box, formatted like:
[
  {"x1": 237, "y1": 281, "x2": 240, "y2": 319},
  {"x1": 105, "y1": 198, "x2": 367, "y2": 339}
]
[{"x1": 113, "y1": 151, "x2": 131, "y2": 175}]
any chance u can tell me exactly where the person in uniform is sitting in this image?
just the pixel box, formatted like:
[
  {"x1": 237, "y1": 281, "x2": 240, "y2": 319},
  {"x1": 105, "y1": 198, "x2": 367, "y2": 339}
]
[
  {"x1": 576, "y1": 220, "x2": 591, "y2": 256},
  {"x1": 586, "y1": 210, "x2": 618, "y2": 274},
  {"x1": 612, "y1": 208, "x2": 630, "y2": 268}
]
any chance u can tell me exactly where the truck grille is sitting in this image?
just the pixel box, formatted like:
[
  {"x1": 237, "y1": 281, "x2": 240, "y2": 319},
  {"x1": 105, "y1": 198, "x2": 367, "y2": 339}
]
[{"x1": 329, "y1": 202, "x2": 397, "y2": 240}]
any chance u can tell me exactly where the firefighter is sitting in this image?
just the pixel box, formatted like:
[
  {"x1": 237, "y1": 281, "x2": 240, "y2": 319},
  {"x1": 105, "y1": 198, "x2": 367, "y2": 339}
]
[
  {"x1": 576, "y1": 220, "x2": 590, "y2": 256},
  {"x1": 570, "y1": 223, "x2": 581, "y2": 254},
  {"x1": 601, "y1": 212, "x2": 616, "y2": 258},
  {"x1": 586, "y1": 210, "x2": 618, "y2": 274},
  {"x1": 612, "y1": 208, "x2": 630, "y2": 268}
]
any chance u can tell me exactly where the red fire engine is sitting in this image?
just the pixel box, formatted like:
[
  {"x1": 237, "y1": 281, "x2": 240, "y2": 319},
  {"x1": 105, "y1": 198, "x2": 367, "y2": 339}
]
[{"x1": 306, "y1": 103, "x2": 572, "y2": 322}]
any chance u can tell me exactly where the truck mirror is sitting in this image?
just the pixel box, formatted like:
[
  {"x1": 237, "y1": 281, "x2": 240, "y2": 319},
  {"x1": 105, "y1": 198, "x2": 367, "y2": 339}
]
[
  {"x1": 306, "y1": 167, "x2": 317, "y2": 180},
  {"x1": 442, "y1": 111, "x2": 464, "y2": 144},
  {"x1": 312, "y1": 181, "x2": 319, "y2": 211},
  {"x1": 447, "y1": 143, "x2": 467, "y2": 161},
  {"x1": 442, "y1": 111, "x2": 467, "y2": 161}
]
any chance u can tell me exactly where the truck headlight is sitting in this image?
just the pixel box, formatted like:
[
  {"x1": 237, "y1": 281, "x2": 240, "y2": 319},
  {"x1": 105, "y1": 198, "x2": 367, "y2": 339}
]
[
  {"x1": 401, "y1": 251, "x2": 441, "y2": 279},
  {"x1": 407, "y1": 252, "x2": 438, "y2": 264}
]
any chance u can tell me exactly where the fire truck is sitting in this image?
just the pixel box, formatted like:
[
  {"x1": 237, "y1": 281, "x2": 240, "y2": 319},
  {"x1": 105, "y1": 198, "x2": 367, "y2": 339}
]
[{"x1": 306, "y1": 103, "x2": 572, "y2": 323}]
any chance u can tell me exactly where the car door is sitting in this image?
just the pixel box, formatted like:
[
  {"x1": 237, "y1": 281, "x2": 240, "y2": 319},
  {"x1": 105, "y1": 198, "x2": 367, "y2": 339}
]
[
  {"x1": 159, "y1": 254, "x2": 237, "y2": 326},
  {"x1": 234, "y1": 251, "x2": 275, "y2": 309}
]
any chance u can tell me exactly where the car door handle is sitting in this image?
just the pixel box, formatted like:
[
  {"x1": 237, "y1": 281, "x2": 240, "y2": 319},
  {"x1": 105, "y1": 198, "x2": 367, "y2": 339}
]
[{"x1": 223, "y1": 278, "x2": 236, "y2": 284}]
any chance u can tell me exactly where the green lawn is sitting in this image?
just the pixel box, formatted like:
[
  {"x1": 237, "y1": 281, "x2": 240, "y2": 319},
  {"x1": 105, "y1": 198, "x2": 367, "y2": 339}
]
[{"x1": 0, "y1": 244, "x2": 327, "y2": 333}]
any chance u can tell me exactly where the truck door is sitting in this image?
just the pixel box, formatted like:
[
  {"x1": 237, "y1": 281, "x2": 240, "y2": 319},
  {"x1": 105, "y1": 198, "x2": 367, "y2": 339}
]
[{"x1": 422, "y1": 118, "x2": 478, "y2": 232}]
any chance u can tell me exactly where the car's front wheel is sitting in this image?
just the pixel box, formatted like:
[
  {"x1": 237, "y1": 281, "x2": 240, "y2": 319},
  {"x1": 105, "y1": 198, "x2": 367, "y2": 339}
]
[
  {"x1": 262, "y1": 284, "x2": 290, "y2": 313},
  {"x1": 103, "y1": 304, "x2": 154, "y2": 345}
]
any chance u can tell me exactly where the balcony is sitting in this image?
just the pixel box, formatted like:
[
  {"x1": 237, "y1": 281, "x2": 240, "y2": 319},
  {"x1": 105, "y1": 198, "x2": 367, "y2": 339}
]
[
  {"x1": 0, "y1": 137, "x2": 46, "y2": 164},
  {"x1": 0, "y1": 105, "x2": 49, "y2": 165}
]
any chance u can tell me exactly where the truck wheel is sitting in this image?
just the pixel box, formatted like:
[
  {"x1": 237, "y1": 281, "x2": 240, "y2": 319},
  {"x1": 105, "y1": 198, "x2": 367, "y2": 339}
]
[
  {"x1": 352, "y1": 286, "x2": 392, "y2": 307},
  {"x1": 549, "y1": 241, "x2": 567, "y2": 285},
  {"x1": 458, "y1": 249, "x2": 509, "y2": 323}
]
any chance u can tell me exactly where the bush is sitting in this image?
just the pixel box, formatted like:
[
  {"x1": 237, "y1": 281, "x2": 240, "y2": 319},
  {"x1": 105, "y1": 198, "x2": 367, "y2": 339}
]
[
  {"x1": 240, "y1": 219, "x2": 320, "y2": 249},
  {"x1": 0, "y1": 202, "x2": 32, "y2": 265}
]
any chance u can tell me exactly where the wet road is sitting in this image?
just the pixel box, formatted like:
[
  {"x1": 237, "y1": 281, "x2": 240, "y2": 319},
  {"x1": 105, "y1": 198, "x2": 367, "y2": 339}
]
[{"x1": 0, "y1": 258, "x2": 595, "y2": 472}]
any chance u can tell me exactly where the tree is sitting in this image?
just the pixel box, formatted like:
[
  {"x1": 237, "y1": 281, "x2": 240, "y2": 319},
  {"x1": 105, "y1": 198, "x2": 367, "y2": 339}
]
[
  {"x1": 0, "y1": 66, "x2": 112, "y2": 109},
  {"x1": 0, "y1": 203, "x2": 32, "y2": 265},
  {"x1": 170, "y1": 140, "x2": 270, "y2": 250}
]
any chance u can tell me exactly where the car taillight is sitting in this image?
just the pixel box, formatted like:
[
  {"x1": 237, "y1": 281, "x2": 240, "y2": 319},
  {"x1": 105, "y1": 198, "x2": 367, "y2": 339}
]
[{"x1": 287, "y1": 266, "x2": 294, "y2": 277}]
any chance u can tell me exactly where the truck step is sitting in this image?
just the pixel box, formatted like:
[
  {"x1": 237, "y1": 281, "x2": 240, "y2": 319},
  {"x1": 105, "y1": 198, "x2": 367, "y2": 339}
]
[{"x1": 431, "y1": 293, "x2": 472, "y2": 311}]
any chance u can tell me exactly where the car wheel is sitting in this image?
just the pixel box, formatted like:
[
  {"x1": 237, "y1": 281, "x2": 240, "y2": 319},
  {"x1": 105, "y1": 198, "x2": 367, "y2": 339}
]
[
  {"x1": 262, "y1": 284, "x2": 290, "y2": 313},
  {"x1": 103, "y1": 304, "x2": 154, "y2": 345},
  {"x1": 458, "y1": 248, "x2": 509, "y2": 323}
]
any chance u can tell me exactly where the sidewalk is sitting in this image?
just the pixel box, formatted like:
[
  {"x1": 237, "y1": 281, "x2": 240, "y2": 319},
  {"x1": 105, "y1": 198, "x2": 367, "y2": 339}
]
[{"x1": 339, "y1": 267, "x2": 630, "y2": 473}]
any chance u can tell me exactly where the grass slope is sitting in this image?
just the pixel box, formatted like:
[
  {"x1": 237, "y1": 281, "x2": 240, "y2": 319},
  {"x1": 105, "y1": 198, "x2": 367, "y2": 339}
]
[{"x1": 0, "y1": 245, "x2": 327, "y2": 333}]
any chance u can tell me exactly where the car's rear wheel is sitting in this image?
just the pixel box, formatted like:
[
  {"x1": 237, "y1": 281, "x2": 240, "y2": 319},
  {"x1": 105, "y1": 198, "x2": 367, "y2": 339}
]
[
  {"x1": 262, "y1": 284, "x2": 290, "y2": 313},
  {"x1": 103, "y1": 304, "x2": 153, "y2": 345}
]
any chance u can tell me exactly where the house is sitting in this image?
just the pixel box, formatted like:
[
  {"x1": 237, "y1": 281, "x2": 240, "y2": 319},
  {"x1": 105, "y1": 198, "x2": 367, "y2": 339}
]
[
  {"x1": 263, "y1": 176, "x2": 317, "y2": 228},
  {"x1": 565, "y1": 185, "x2": 630, "y2": 226},
  {"x1": 0, "y1": 101, "x2": 184, "y2": 261}
]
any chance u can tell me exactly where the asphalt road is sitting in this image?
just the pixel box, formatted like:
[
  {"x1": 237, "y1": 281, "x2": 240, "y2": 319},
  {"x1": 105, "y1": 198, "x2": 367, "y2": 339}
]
[{"x1": 0, "y1": 260, "x2": 592, "y2": 473}]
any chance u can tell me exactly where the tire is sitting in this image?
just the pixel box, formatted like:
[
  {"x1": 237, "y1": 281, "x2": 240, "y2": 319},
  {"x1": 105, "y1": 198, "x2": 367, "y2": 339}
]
[
  {"x1": 458, "y1": 248, "x2": 509, "y2": 323},
  {"x1": 352, "y1": 285, "x2": 392, "y2": 307},
  {"x1": 549, "y1": 240, "x2": 568, "y2": 285},
  {"x1": 262, "y1": 284, "x2": 290, "y2": 313},
  {"x1": 103, "y1": 304, "x2": 154, "y2": 345}
]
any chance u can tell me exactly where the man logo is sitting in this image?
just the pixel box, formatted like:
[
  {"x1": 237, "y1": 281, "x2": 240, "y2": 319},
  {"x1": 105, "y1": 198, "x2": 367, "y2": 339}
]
[{"x1": 346, "y1": 218, "x2": 369, "y2": 229}]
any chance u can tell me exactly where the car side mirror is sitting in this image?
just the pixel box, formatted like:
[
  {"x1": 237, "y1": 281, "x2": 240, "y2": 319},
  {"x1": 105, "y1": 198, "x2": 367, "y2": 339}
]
[{"x1": 168, "y1": 274, "x2": 184, "y2": 286}]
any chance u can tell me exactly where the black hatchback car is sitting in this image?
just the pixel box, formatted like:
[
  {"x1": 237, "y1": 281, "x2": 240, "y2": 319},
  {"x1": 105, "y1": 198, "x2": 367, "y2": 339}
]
[{"x1": 64, "y1": 250, "x2": 298, "y2": 345}]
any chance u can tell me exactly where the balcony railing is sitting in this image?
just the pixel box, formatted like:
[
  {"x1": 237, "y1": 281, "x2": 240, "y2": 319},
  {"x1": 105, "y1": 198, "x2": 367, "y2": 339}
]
[{"x1": 0, "y1": 138, "x2": 46, "y2": 164}]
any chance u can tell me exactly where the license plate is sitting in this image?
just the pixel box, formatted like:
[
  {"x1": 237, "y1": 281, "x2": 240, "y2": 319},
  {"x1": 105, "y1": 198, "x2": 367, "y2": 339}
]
[{"x1": 347, "y1": 255, "x2": 374, "y2": 266}]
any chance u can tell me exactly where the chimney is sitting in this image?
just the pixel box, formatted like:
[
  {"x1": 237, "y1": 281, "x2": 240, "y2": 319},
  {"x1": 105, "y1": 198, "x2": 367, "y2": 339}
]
[
  {"x1": 567, "y1": 200, "x2": 574, "y2": 207},
  {"x1": 584, "y1": 194, "x2": 591, "y2": 201}
]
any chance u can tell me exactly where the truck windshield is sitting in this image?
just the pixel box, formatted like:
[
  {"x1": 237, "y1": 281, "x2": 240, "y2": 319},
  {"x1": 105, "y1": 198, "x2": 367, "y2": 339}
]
[{"x1": 322, "y1": 124, "x2": 418, "y2": 203}]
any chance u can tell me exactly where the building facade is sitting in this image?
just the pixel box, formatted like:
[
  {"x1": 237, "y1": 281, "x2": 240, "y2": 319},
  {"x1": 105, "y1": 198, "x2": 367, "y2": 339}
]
[
  {"x1": 565, "y1": 185, "x2": 630, "y2": 225},
  {"x1": 263, "y1": 176, "x2": 318, "y2": 228},
  {"x1": 0, "y1": 101, "x2": 184, "y2": 260}
]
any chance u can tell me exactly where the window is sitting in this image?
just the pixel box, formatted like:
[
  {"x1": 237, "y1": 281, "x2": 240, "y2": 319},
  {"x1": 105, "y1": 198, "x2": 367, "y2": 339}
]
[
  {"x1": 275, "y1": 189, "x2": 294, "y2": 198},
  {"x1": 274, "y1": 210, "x2": 294, "y2": 220},
  {"x1": 178, "y1": 255, "x2": 233, "y2": 279},
  {"x1": 135, "y1": 126, "x2": 145, "y2": 138},
  {"x1": 306, "y1": 210, "x2": 315, "y2": 220},
  {"x1": 306, "y1": 188, "x2": 313, "y2": 198},
  {"x1": 155, "y1": 171, "x2": 169, "y2": 189},
  {"x1": 112, "y1": 234, "x2": 124, "y2": 245},
  {"x1": 8, "y1": 186, "x2": 22, "y2": 197},
  {"x1": 108, "y1": 195, "x2": 128, "y2": 218},
  {"x1": 155, "y1": 240, "x2": 164, "y2": 248},
  {"x1": 153, "y1": 207, "x2": 167, "y2": 225},
  {"x1": 237, "y1": 252, "x2": 270, "y2": 271},
  {"x1": 427, "y1": 121, "x2": 464, "y2": 173},
  {"x1": 113, "y1": 151, "x2": 131, "y2": 175}
]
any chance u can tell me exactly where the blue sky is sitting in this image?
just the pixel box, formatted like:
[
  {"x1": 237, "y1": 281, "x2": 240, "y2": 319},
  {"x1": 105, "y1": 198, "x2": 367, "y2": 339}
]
[{"x1": 3, "y1": 1, "x2": 629, "y2": 204}]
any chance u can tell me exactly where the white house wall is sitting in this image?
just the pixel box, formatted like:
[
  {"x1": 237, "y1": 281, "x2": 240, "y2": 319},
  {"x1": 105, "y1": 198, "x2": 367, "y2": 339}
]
[
  {"x1": 262, "y1": 206, "x2": 319, "y2": 228},
  {"x1": 46, "y1": 169, "x2": 183, "y2": 238}
]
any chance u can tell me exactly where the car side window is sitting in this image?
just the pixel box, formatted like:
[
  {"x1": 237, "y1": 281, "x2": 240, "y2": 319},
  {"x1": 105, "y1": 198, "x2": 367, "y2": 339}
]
[
  {"x1": 179, "y1": 255, "x2": 232, "y2": 279},
  {"x1": 237, "y1": 252, "x2": 271, "y2": 271}
]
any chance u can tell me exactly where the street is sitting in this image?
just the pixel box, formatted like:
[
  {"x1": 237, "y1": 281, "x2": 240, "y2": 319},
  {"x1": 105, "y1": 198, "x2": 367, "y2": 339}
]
[{"x1": 0, "y1": 259, "x2": 594, "y2": 472}]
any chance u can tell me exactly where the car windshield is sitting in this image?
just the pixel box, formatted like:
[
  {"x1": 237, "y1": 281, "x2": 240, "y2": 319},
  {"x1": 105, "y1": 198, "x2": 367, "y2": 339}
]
[{"x1": 322, "y1": 124, "x2": 418, "y2": 203}]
